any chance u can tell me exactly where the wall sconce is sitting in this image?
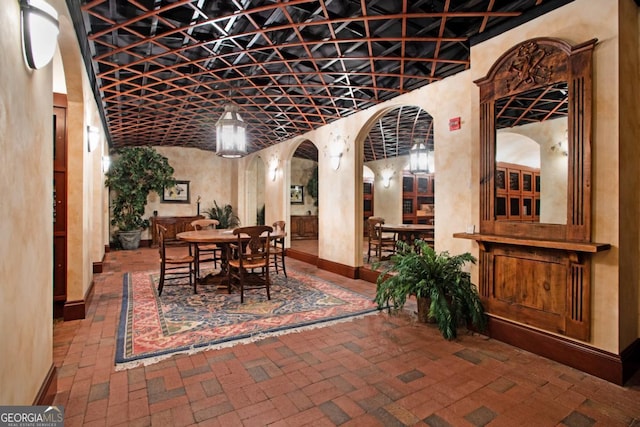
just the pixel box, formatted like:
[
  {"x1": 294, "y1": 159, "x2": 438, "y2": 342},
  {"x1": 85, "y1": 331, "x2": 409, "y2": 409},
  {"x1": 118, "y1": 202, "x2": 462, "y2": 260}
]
[
  {"x1": 20, "y1": 0, "x2": 60, "y2": 70},
  {"x1": 87, "y1": 126, "x2": 100, "y2": 152},
  {"x1": 550, "y1": 141, "x2": 568, "y2": 156},
  {"x1": 101, "y1": 156, "x2": 111, "y2": 173},
  {"x1": 269, "y1": 163, "x2": 278, "y2": 181},
  {"x1": 328, "y1": 133, "x2": 346, "y2": 170},
  {"x1": 381, "y1": 169, "x2": 394, "y2": 188}
]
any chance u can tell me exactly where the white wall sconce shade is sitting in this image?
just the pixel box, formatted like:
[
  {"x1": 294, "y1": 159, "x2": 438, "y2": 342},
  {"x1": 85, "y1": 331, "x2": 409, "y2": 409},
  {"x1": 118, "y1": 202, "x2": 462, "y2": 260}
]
[
  {"x1": 215, "y1": 104, "x2": 247, "y2": 158},
  {"x1": 328, "y1": 133, "x2": 346, "y2": 170},
  {"x1": 329, "y1": 152, "x2": 342, "y2": 170},
  {"x1": 20, "y1": 0, "x2": 59, "y2": 70},
  {"x1": 381, "y1": 169, "x2": 394, "y2": 188},
  {"x1": 101, "y1": 155, "x2": 111, "y2": 173},
  {"x1": 87, "y1": 126, "x2": 100, "y2": 152},
  {"x1": 269, "y1": 162, "x2": 278, "y2": 181}
]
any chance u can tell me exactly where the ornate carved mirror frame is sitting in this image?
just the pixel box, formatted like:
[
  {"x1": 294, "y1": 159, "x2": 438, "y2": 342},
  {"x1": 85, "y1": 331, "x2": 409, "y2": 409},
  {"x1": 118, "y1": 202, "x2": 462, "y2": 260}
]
[
  {"x1": 458, "y1": 37, "x2": 610, "y2": 342},
  {"x1": 475, "y1": 37, "x2": 597, "y2": 240}
]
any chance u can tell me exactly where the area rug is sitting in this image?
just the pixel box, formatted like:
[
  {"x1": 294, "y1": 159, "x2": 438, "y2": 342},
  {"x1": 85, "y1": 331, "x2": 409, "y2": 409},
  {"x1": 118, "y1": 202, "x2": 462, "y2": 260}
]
[{"x1": 115, "y1": 268, "x2": 379, "y2": 369}]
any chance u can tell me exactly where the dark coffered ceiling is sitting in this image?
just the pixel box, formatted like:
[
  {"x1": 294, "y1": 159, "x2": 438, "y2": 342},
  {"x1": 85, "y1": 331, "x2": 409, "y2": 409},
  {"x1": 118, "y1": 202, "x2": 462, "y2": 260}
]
[{"x1": 71, "y1": 0, "x2": 571, "y2": 161}]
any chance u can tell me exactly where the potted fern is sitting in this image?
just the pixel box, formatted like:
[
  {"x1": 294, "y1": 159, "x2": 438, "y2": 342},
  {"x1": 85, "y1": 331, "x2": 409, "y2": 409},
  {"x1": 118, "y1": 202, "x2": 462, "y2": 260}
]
[
  {"x1": 374, "y1": 240, "x2": 487, "y2": 340},
  {"x1": 105, "y1": 146, "x2": 175, "y2": 249},
  {"x1": 203, "y1": 200, "x2": 240, "y2": 229}
]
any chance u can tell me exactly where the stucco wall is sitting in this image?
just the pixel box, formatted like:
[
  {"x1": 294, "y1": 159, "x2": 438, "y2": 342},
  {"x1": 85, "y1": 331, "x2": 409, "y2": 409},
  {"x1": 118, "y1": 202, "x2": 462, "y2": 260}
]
[
  {"x1": 0, "y1": 2, "x2": 54, "y2": 405},
  {"x1": 470, "y1": 0, "x2": 621, "y2": 352},
  {"x1": 141, "y1": 146, "x2": 236, "y2": 236}
]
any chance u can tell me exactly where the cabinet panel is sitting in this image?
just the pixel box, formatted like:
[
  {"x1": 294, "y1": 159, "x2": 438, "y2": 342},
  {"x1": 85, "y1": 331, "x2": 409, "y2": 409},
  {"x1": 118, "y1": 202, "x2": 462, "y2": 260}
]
[
  {"x1": 290, "y1": 215, "x2": 318, "y2": 240},
  {"x1": 151, "y1": 215, "x2": 203, "y2": 246},
  {"x1": 402, "y1": 173, "x2": 435, "y2": 226}
]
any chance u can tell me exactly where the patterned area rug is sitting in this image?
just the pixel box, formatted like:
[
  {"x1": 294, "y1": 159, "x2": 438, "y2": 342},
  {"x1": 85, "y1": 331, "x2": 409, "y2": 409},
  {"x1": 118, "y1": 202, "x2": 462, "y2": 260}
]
[{"x1": 116, "y1": 268, "x2": 379, "y2": 369}]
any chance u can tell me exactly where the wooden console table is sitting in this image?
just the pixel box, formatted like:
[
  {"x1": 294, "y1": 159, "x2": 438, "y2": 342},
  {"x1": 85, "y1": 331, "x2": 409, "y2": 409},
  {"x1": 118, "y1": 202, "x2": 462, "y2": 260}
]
[
  {"x1": 290, "y1": 215, "x2": 318, "y2": 240},
  {"x1": 150, "y1": 215, "x2": 203, "y2": 247},
  {"x1": 454, "y1": 232, "x2": 610, "y2": 341}
]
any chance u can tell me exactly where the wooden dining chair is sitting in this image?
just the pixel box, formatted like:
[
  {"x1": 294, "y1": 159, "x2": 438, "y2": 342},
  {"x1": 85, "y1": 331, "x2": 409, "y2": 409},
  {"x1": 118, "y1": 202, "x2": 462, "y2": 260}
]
[
  {"x1": 190, "y1": 219, "x2": 222, "y2": 270},
  {"x1": 226, "y1": 225, "x2": 273, "y2": 303},
  {"x1": 270, "y1": 220, "x2": 287, "y2": 277},
  {"x1": 366, "y1": 216, "x2": 397, "y2": 263},
  {"x1": 157, "y1": 224, "x2": 196, "y2": 296}
]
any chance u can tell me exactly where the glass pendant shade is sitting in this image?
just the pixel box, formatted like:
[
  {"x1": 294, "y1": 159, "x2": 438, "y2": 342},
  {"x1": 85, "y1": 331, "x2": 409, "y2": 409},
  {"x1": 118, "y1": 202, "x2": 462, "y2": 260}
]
[
  {"x1": 409, "y1": 140, "x2": 429, "y2": 174},
  {"x1": 215, "y1": 104, "x2": 247, "y2": 158},
  {"x1": 21, "y1": 0, "x2": 60, "y2": 70}
]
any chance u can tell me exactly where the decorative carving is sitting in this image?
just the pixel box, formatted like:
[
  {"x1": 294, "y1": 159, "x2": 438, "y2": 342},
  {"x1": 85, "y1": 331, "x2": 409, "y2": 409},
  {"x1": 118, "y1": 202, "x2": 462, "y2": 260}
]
[{"x1": 506, "y1": 41, "x2": 552, "y2": 92}]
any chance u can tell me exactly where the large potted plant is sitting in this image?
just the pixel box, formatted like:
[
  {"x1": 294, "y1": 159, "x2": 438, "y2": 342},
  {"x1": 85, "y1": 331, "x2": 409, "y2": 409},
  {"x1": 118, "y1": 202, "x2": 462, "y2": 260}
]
[
  {"x1": 374, "y1": 240, "x2": 487, "y2": 340},
  {"x1": 105, "y1": 146, "x2": 176, "y2": 249}
]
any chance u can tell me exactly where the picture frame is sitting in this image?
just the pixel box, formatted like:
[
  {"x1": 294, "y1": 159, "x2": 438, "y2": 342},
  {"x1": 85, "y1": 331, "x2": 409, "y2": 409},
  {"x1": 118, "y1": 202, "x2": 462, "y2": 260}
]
[
  {"x1": 290, "y1": 185, "x2": 304, "y2": 204},
  {"x1": 162, "y1": 180, "x2": 190, "y2": 203}
]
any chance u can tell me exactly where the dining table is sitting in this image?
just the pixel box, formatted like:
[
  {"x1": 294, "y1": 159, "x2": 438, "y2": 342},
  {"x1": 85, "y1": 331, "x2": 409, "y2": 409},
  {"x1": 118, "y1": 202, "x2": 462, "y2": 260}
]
[
  {"x1": 176, "y1": 228, "x2": 286, "y2": 288},
  {"x1": 377, "y1": 223, "x2": 434, "y2": 248}
]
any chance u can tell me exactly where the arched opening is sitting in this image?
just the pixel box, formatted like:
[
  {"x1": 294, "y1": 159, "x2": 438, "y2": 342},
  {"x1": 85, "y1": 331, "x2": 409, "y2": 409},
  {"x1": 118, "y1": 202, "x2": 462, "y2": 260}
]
[
  {"x1": 356, "y1": 105, "x2": 435, "y2": 270},
  {"x1": 287, "y1": 140, "x2": 319, "y2": 258}
]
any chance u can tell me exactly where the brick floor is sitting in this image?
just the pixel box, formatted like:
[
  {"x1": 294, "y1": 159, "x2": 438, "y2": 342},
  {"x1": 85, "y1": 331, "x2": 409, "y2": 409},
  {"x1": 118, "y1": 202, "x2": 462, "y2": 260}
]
[{"x1": 53, "y1": 247, "x2": 640, "y2": 426}]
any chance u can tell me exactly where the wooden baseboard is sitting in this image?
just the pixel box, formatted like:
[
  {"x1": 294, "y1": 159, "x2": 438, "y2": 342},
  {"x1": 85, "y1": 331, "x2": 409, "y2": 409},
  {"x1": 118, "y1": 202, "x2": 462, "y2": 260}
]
[
  {"x1": 63, "y1": 278, "x2": 95, "y2": 321},
  {"x1": 488, "y1": 316, "x2": 640, "y2": 385},
  {"x1": 317, "y1": 258, "x2": 358, "y2": 279},
  {"x1": 93, "y1": 261, "x2": 103, "y2": 274},
  {"x1": 33, "y1": 364, "x2": 56, "y2": 405},
  {"x1": 357, "y1": 267, "x2": 381, "y2": 283},
  {"x1": 286, "y1": 249, "x2": 318, "y2": 265}
]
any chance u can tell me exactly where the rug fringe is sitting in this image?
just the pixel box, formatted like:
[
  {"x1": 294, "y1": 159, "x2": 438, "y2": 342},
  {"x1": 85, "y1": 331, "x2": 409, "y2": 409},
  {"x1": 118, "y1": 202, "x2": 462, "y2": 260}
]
[{"x1": 115, "y1": 310, "x2": 380, "y2": 371}]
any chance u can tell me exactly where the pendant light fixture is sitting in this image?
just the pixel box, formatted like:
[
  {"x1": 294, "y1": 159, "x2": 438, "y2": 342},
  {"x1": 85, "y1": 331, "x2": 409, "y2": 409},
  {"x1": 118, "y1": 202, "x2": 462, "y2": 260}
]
[
  {"x1": 215, "y1": 104, "x2": 247, "y2": 158},
  {"x1": 20, "y1": 0, "x2": 60, "y2": 70},
  {"x1": 409, "y1": 139, "x2": 430, "y2": 174}
]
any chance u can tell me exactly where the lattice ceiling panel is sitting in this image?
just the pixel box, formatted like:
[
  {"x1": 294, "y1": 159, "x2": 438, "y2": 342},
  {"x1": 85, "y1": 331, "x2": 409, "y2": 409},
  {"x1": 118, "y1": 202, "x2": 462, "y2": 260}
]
[{"x1": 76, "y1": 0, "x2": 563, "y2": 161}]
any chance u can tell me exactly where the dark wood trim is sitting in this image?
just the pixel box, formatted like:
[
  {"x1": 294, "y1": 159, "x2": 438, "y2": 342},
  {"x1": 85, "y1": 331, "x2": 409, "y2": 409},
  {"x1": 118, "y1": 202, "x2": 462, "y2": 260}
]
[
  {"x1": 317, "y1": 258, "x2": 358, "y2": 279},
  {"x1": 621, "y1": 338, "x2": 640, "y2": 383},
  {"x1": 453, "y1": 232, "x2": 610, "y2": 253},
  {"x1": 33, "y1": 364, "x2": 56, "y2": 405},
  {"x1": 93, "y1": 262, "x2": 103, "y2": 274},
  {"x1": 487, "y1": 316, "x2": 639, "y2": 385},
  {"x1": 286, "y1": 248, "x2": 318, "y2": 265},
  {"x1": 104, "y1": 244, "x2": 110, "y2": 253},
  {"x1": 358, "y1": 267, "x2": 381, "y2": 284},
  {"x1": 63, "y1": 279, "x2": 95, "y2": 321},
  {"x1": 93, "y1": 252, "x2": 107, "y2": 274}
]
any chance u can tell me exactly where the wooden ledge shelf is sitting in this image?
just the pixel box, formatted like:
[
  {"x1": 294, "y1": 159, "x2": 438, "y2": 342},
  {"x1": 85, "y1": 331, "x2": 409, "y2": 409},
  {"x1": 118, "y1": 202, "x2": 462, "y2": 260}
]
[{"x1": 453, "y1": 232, "x2": 610, "y2": 253}]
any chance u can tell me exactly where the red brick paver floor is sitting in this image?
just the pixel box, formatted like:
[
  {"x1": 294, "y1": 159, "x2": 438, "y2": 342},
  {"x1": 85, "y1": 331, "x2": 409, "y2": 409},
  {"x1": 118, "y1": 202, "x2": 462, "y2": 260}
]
[{"x1": 53, "y1": 247, "x2": 640, "y2": 426}]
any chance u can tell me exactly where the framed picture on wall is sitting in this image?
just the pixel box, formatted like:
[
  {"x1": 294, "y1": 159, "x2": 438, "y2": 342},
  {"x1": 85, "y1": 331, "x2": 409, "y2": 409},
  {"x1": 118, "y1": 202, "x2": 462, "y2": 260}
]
[
  {"x1": 162, "y1": 180, "x2": 190, "y2": 203},
  {"x1": 290, "y1": 185, "x2": 304, "y2": 204}
]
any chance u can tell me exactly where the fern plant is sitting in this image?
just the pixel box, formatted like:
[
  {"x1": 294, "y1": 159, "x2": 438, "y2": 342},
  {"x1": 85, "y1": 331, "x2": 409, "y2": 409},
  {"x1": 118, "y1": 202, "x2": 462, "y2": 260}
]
[
  {"x1": 375, "y1": 240, "x2": 487, "y2": 340},
  {"x1": 203, "y1": 200, "x2": 240, "y2": 229}
]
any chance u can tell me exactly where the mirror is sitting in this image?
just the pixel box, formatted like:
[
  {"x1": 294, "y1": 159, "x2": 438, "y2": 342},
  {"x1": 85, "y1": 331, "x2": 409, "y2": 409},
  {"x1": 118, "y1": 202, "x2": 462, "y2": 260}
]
[
  {"x1": 495, "y1": 82, "x2": 568, "y2": 224},
  {"x1": 475, "y1": 37, "x2": 596, "y2": 241}
]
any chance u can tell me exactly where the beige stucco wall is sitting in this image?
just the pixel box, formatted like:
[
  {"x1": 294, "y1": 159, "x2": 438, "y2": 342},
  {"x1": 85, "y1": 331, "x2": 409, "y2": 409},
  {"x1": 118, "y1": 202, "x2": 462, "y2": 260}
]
[
  {"x1": 365, "y1": 157, "x2": 407, "y2": 224},
  {"x1": 471, "y1": 0, "x2": 621, "y2": 352},
  {"x1": 138, "y1": 146, "x2": 236, "y2": 237},
  {"x1": 0, "y1": 1, "x2": 54, "y2": 405}
]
